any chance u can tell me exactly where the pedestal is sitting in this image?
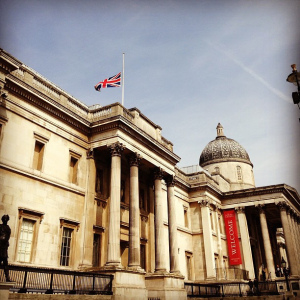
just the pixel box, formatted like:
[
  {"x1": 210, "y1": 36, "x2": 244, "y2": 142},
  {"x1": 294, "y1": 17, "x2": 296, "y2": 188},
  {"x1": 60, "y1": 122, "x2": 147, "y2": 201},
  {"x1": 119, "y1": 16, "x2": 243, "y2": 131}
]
[
  {"x1": 99, "y1": 268, "x2": 147, "y2": 300},
  {"x1": 145, "y1": 273, "x2": 187, "y2": 300},
  {"x1": 0, "y1": 282, "x2": 14, "y2": 300}
]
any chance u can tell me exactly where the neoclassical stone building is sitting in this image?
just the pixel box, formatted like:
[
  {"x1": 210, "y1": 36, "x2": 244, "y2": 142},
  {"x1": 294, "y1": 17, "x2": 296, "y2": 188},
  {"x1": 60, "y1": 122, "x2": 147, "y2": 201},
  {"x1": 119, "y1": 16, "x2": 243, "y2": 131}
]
[{"x1": 0, "y1": 49, "x2": 299, "y2": 299}]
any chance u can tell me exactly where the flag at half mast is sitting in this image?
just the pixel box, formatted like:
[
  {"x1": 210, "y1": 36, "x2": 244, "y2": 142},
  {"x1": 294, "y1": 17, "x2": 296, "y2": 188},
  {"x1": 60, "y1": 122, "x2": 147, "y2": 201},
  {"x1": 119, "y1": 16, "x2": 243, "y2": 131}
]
[{"x1": 94, "y1": 72, "x2": 121, "y2": 91}]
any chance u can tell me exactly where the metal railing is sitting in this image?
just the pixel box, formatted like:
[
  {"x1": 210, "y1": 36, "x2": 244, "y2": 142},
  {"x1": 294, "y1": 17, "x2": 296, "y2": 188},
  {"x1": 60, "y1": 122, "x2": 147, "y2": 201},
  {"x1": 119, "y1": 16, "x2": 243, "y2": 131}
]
[
  {"x1": 185, "y1": 280, "x2": 284, "y2": 297},
  {"x1": 0, "y1": 264, "x2": 113, "y2": 295}
]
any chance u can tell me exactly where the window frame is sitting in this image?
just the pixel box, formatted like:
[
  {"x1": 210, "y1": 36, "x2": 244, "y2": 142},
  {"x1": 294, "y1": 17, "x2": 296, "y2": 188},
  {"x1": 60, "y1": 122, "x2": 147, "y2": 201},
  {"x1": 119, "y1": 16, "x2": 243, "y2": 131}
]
[
  {"x1": 15, "y1": 207, "x2": 44, "y2": 263},
  {"x1": 69, "y1": 150, "x2": 81, "y2": 184},
  {"x1": 32, "y1": 132, "x2": 49, "y2": 171},
  {"x1": 59, "y1": 218, "x2": 80, "y2": 267}
]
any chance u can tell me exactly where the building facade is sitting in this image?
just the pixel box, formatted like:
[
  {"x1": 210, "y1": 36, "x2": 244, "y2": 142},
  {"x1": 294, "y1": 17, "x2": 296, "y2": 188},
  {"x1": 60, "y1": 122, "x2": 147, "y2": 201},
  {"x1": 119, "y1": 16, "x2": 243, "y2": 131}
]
[{"x1": 0, "y1": 49, "x2": 300, "y2": 299}]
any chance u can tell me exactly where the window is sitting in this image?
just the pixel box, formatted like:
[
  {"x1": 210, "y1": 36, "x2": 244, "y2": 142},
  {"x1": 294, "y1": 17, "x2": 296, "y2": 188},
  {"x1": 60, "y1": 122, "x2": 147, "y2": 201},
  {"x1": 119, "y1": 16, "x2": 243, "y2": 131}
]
[
  {"x1": 32, "y1": 132, "x2": 49, "y2": 171},
  {"x1": 237, "y1": 166, "x2": 242, "y2": 181},
  {"x1": 69, "y1": 150, "x2": 81, "y2": 184},
  {"x1": 139, "y1": 189, "x2": 145, "y2": 210},
  {"x1": 121, "y1": 180, "x2": 125, "y2": 203},
  {"x1": 184, "y1": 206, "x2": 189, "y2": 228},
  {"x1": 60, "y1": 227, "x2": 73, "y2": 266},
  {"x1": 16, "y1": 207, "x2": 44, "y2": 263},
  {"x1": 214, "y1": 167, "x2": 220, "y2": 174},
  {"x1": 33, "y1": 141, "x2": 45, "y2": 170},
  {"x1": 140, "y1": 244, "x2": 146, "y2": 270},
  {"x1": 92, "y1": 233, "x2": 101, "y2": 267},
  {"x1": 59, "y1": 218, "x2": 80, "y2": 267},
  {"x1": 95, "y1": 169, "x2": 104, "y2": 197},
  {"x1": 185, "y1": 252, "x2": 193, "y2": 280},
  {"x1": 17, "y1": 219, "x2": 35, "y2": 262}
]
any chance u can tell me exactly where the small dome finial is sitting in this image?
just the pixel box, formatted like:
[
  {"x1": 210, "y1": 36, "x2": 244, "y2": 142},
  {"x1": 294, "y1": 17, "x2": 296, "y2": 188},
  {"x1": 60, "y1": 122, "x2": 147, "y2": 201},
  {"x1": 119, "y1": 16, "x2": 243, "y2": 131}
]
[{"x1": 216, "y1": 123, "x2": 225, "y2": 138}]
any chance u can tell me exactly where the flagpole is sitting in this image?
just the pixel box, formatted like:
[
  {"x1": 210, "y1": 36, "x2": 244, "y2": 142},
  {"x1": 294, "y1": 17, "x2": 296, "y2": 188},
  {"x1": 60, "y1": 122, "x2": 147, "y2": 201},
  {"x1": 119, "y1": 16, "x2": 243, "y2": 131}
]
[{"x1": 122, "y1": 53, "x2": 125, "y2": 106}]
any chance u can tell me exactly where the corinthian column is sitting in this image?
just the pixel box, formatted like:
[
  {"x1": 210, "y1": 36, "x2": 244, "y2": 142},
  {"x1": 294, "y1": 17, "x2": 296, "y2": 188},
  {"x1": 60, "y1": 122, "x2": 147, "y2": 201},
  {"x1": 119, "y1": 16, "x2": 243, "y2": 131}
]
[
  {"x1": 287, "y1": 209, "x2": 300, "y2": 275},
  {"x1": 106, "y1": 142, "x2": 124, "y2": 267},
  {"x1": 236, "y1": 207, "x2": 255, "y2": 279},
  {"x1": 257, "y1": 205, "x2": 275, "y2": 279},
  {"x1": 128, "y1": 153, "x2": 141, "y2": 268},
  {"x1": 277, "y1": 203, "x2": 298, "y2": 275},
  {"x1": 166, "y1": 176, "x2": 180, "y2": 274},
  {"x1": 199, "y1": 199, "x2": 215, "y2": 279},
  {"x1": 154, "y1": 167, "x2": 166, "y2": 273}
]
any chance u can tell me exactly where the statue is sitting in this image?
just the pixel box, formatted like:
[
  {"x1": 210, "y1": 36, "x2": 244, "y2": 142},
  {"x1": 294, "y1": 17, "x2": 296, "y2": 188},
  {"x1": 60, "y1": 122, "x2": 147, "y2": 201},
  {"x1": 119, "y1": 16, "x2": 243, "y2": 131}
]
[{"x1": 0, "y1": 215, "x2": 11, "y2": 281}]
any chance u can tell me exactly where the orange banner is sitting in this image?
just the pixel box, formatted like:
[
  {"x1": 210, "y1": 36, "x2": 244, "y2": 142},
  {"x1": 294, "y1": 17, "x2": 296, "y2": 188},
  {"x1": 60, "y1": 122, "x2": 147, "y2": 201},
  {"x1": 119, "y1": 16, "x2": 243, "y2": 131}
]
[{"x1": 223, "y1": 209, "x2": 242, "y2": 265}]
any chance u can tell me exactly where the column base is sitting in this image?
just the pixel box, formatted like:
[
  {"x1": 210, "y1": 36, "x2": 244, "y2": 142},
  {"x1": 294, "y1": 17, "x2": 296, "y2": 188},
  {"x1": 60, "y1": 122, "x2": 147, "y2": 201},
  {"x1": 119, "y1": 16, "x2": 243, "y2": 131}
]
[
  {"x1": 145, "y1": 272, "x2": 187, "y2": 300},
  {"x1": 97, "y1": 269, "x2": 147, "y2": 300},
  {"x1": 0, "y1": 282, "x2": 15, "y2": 300}
]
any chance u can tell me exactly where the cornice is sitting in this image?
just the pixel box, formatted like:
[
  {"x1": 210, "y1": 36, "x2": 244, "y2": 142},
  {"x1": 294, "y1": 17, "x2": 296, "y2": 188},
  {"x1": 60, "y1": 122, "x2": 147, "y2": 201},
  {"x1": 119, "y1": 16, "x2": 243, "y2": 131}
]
[
  {"x1": 5, "y1": 75, "x2": 91, "y2": 133},
  {"x1": 92, "y1": 116, "x2": 180, "y2": 166}
]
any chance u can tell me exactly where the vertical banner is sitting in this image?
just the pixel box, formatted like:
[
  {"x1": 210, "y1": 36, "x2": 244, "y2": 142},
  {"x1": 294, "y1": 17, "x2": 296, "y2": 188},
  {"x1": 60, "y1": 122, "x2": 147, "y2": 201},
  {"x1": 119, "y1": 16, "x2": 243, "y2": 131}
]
[{"x1": 223, "y1": 209, "x2": 242, "y2": 265}]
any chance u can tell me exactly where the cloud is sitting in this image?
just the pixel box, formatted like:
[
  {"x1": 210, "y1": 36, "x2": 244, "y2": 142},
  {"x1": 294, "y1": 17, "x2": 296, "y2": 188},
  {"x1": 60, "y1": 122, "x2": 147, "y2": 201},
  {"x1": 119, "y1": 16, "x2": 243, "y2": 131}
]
[{"x1": 205, "y1": 40, "x2": 292, "y2": 103}]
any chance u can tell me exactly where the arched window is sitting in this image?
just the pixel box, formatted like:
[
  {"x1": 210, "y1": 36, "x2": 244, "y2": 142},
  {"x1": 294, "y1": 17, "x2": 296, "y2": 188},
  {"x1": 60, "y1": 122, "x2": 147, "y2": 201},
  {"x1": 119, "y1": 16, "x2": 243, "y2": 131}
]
[{"x1": 236, "y1": 166, "x2": 242, "y2": 181}]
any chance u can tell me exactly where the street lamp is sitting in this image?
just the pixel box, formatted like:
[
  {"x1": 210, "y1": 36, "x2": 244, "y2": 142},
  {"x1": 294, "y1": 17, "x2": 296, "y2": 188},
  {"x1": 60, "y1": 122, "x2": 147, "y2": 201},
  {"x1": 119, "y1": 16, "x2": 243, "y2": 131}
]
[
  {"x1": 286, "y1": 64, "x2": 300, "y2": 110},
  {"x1": 281, "y1": 257, "x2": 290, "y2": 291}
]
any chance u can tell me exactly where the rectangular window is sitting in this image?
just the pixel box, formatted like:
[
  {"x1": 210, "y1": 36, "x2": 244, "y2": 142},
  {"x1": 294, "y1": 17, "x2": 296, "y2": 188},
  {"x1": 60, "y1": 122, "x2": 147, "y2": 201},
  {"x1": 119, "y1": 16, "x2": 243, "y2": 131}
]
[
  {"x1": 60, "y1": 227, "x2": 73, "y2": 266},
  {"x1": 185, "y1": 252, "x2": 192, "y2": 280},
  {"x1": 17, "y1": 219, "x2": 35, "y2": 262},
  {"x1": 69, "y1": 156, "x2": 78, "y2": 184},
  {"x1": 92, "y1": 234, "x2": 101, "y2": 267},
  {"x1": 139, "y1": 189, "x2": 145, "y2": 210},
  {"x1": 140, "y1": 244, "x2": 146, "y2": 270},
  {"x1": 33, "y1": 140, "x2": 45, "y2": 170},
  {"x1": 184, "y1": 207, "x2": 189, "y2": 228}
]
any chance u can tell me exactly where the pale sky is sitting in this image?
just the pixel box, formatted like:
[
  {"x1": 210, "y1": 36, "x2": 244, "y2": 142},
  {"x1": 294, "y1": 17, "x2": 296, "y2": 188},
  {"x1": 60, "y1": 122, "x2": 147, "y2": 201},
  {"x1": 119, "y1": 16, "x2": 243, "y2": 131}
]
[{"x1": 1, "y1": 0, "x2": 300, "y2": 191}]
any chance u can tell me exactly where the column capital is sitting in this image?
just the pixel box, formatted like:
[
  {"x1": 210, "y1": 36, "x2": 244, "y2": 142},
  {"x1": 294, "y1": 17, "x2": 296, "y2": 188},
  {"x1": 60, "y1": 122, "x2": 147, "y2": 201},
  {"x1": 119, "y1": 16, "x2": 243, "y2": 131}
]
[
  {"x1": 276, "y1": 201, "x2": 289, "y2": 212},
  {"x1": 108, "y1": 142, "x2": 125, "y2": 157},
  {"x1": 256, "y1": 204, "x2": 265, "y2": 214},
  {"x1": 153, "y1": 167, "x2": 164, "y2": 181},
  {"x1": 129, "y1": 152, "x2": 141, "y2": 167},
  {"x1": 86, "y1": 148, "x2": 94, "y2": 159},
  {"x1": 235, "y1": 206, "x2": 245, "y2": 214},
  {"x1": 199, "y1": 199, "x2": 210, "y2": 208},
  {"x1": 165, "y1": 175, "x2": 176, "y2": 187}
]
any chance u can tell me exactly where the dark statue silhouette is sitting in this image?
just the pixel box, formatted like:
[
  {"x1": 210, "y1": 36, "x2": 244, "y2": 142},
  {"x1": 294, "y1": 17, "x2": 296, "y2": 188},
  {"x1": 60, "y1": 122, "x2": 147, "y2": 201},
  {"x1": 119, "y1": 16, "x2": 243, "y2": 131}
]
[{"x1": 0, "y1": 215, "x2": 11, "y2": 281}]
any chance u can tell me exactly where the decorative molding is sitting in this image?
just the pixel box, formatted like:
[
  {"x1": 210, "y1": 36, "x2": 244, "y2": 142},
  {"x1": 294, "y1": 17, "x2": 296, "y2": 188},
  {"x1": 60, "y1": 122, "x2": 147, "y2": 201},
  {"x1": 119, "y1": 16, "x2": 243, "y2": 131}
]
[
  {"x1": 108, "y1": 141, "x2": 125, "y2": 157},
  {"x1": 129, "y1": 152, "x2": 141, "y2": 167},
  {"x1": 153, "y1": 167, "x2": 164, "y2": 181},
  {"x1": 18, "y1": 207, "x2": 44, "y2": 223},
  {"x1": 59, "y1": 217, "x2": 80, "y2": 231}
]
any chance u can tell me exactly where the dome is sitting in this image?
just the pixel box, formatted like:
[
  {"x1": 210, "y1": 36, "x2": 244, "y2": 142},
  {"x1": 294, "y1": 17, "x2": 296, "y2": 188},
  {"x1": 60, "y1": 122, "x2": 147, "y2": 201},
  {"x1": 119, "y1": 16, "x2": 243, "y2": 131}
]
[{"x1": 199, "y1": 123, "x2": 252, "y2": 167}]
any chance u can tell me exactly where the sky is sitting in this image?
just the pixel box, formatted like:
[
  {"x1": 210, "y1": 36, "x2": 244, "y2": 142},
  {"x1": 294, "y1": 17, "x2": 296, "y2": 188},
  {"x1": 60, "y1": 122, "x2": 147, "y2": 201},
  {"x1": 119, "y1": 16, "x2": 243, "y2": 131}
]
[{"x1": 1, "y1": 0, "x2": 300, "y2": 192}]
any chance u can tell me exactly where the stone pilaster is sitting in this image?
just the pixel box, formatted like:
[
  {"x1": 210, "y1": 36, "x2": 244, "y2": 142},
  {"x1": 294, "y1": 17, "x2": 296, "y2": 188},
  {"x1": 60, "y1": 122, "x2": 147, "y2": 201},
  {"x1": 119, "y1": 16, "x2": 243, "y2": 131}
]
[
  {"x1": 106, "y1": 142, "x2": 124, "y2": 267},
  {"x1": 277, "y1": 202, "x2": 298, "y2": 275},
  {"x1": 154, "y1": 167, "x2": 166, "y2": 273},
  {"x1": 235, "y1": 207, "x2": 255, "y2": 279},
  {"x1": 257, "y1": 204, "x2": 275, "y2": 279},
  {"x1": 199, "y1": 199, "x2": 215, "y2": 279},
  {"x1": 128, "y1": 153, "x2": 141, "y2": 269},
  {"x1": 166, "y1": 175, "x2": 180, "y2": 274},
  {"x1": 80, "y1": 148, "x2": 96, "y2": 268}
]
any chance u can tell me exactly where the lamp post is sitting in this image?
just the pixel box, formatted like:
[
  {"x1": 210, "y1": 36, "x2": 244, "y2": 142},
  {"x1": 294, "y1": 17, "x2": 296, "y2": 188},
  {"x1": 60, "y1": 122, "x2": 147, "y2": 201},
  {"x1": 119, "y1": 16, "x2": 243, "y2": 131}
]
[
  {"x1": 286, "y1": 64, "x2": 300, "y2": 112},
  {"x1": 281, "y1": 257, "x2": 290, "y2": 291}
]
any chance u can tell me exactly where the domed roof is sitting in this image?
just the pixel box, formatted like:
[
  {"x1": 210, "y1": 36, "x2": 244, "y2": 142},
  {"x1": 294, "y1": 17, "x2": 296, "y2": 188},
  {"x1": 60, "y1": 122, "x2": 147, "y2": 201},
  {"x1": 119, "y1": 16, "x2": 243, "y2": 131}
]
[{"x1": 199, "y1": 123, "x2": 252, "y2": 167}]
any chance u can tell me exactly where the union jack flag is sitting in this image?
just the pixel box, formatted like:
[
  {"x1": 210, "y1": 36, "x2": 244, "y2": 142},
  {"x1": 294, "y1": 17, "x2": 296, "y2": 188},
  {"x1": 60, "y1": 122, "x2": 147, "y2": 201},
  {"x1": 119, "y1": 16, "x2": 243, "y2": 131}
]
[{"x1": 94, "y1": 72, "x2": 121, "y2": 91}]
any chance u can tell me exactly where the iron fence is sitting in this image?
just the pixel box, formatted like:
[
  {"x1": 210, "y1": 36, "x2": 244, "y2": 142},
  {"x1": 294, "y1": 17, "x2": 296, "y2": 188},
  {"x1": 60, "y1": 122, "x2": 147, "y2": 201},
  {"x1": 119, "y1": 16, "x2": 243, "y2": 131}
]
[
  {"x1": 185, "y1": 280, "x2": 283, "y2": 297},
  {"x1": 0, "y1": 264, "x2": 113, "y2": 295}
]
